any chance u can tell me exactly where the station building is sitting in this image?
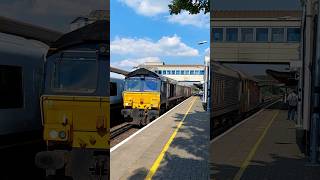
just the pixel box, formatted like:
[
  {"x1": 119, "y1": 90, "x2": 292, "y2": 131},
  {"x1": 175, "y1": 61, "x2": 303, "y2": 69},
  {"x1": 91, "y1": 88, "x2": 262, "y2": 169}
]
[
  {"x1": 210, "y1": 10, "x2": 301, "y2": 64},
  {"x1": 137, "y1": 62, "x2": 205, "y2": 86}
]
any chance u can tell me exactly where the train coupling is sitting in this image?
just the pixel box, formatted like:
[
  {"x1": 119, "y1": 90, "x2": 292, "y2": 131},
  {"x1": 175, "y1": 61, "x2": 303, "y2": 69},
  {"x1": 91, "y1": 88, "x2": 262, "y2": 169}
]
[
  {"x1": 35, "y1": 150, "x2": 68, "y2": 175},
  {"x1": 121, "y1": 109, "x2": 159, "y2": 126}
]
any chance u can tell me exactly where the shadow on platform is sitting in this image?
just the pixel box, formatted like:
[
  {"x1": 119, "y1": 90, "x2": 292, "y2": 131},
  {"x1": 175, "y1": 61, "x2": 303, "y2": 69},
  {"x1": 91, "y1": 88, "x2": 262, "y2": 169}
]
[
  {"x1": 127, "y1": 99, "x2": 210, "y2": 179},
  {"x1": 211, "y1": 153, "x2": 320, "y2": 180}
]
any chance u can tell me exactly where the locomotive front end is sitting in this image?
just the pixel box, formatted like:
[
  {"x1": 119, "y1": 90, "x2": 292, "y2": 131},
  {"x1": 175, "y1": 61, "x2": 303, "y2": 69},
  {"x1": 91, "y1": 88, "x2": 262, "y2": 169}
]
[
  {"x1": 122, "y1": 75, "x2": 161, "y2": 126},
  {"x1": 35, "y1": 20, "x2": 109, "y2": 180}
]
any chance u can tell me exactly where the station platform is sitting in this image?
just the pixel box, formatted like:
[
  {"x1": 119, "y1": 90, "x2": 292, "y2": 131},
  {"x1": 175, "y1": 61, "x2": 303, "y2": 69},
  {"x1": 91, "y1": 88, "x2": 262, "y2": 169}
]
[
  {"x1": 210, "y1": 101, "x2": 320, "y2": 180},
  {"x1": 110, "y1": 96, "x2": 209, "y2": 180}
]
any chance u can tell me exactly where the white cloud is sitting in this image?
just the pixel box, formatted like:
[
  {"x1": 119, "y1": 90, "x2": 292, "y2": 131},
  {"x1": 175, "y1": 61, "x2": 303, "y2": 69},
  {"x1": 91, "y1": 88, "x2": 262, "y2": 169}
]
[
  {"x1": 111, "y1": 35, "x2": 199, "y2": 57},
  {"x1": 117, "y1": 0, "x2": 209, "y2": 28},
  {"x1": 167, "y1": 11, "x2": 209, "y2": 28},
  {"x1": 110, "y1": 72, "x2": 125, "y2": 79},
  {"x1": 118, "y1": 0, "x2": 169, "y2": 16},
  {"x1": 111, "y1": 57, "x2": 162, "y2": 70}
]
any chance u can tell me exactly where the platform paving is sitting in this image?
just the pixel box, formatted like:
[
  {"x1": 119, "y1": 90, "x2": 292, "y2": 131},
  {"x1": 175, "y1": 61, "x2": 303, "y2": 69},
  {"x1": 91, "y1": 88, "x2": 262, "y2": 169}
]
[
  {"x1": 210, "y1": 102, "x2": 320, "y2": 180},
  {"x1": 153, "y1": 96, "x2": 210, "y2": 180},
  {"x1": 110, "y1": 96, "x2": 209, "y2": 180}
]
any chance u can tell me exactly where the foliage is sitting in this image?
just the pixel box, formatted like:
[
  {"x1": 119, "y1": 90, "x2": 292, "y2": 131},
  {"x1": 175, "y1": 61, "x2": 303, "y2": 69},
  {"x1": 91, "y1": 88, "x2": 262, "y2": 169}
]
[{"x1": 168, "y1": 0, "x2": 210, "y2": 15}]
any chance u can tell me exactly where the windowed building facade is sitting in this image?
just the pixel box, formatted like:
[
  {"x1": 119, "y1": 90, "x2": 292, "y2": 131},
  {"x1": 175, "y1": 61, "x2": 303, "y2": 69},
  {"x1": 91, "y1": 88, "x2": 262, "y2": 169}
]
[
  {"x1": 137, "y1": 63, "x2": 205, "y2": 85},
  {"x1": 211, "y1": 11, "x2": 301, "y2": 64}
]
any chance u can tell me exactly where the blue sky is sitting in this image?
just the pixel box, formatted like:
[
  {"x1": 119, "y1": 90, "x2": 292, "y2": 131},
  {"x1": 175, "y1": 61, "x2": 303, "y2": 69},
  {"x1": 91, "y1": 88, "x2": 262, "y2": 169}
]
[{"x1": 110, "y1": 0, "x2": 209, "y2": 73}]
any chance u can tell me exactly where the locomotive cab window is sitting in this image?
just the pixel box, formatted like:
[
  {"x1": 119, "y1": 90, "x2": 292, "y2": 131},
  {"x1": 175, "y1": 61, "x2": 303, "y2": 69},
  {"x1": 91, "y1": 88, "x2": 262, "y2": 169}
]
[
  {"x1": 0, "y1": 65, "x2": 23, "y2": 109},
  {"x1": 50, "y1": 51, "x2": 98, "y2": 93},
  {"x1": 144, "y1": 78, "x2": 160, "y2": 91},
  {"x1": 125, "y1": 77, "x2": 160, "y2": 92}
]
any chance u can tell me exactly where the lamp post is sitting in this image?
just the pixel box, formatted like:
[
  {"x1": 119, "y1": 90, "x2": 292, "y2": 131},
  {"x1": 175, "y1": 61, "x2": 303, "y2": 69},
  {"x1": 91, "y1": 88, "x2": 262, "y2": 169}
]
[
  {"x1": 197, "y1": 41, "x2": 210, "y2": 111},
  {"x1": 204, "y1": 56, "x2": 210, "y2": 111}
]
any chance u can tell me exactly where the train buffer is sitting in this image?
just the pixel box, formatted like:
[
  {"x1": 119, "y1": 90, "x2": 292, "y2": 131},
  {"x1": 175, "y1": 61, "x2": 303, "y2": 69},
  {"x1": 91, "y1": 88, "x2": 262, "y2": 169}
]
[
  {"x1": 110, "y1": 96, "x2": 210, "y2": 179},
  {"x1": 210, "y1": 101, "x2": 320, "y2": 180}
]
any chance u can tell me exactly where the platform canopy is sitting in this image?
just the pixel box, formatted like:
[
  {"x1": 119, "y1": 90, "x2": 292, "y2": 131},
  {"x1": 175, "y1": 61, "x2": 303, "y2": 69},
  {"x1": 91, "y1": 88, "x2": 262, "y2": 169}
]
[
  {"x1": 0, "y1": 16, "x2": 63, "y2": 45},
  {"x1": 266, "y1": 69, "x2": 298, "y2": 86},
  {"x1": 111, "y1": 66, "x2": 129, "y2": 76}
]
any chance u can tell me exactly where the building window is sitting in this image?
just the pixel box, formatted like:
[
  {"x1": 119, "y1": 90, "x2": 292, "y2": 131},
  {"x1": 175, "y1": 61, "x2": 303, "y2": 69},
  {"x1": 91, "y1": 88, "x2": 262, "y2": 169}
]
[
  {"x1": 158, "y1": 70, "x2": 162, "y2": 74},
  {"x1": 195, "y1": 70, "x2": 199, "y2": 75},
  {"x1": 172, "y1": 70, "x2": 175, "y2": 75},
  {"x1": 181, "y1": 70, "x2": 185, "y2": 75},
  {"x1": 185, "y1": 70, "x2": 190, "y2": 75},
  {"x1": 241, "y1": 28, "x2": 254, "y2": 42},
  {"x1": 110, "y1": 82, "x2": 117, "y2": 96},
  {"x1": 0, "y1": 65, "x2": 23, "y2": 109},
  {"x1": 287, "y1": 28, "x2": 301, "y2": 42},
  {"x1": 176, "y1": 70, "x2": 180, "y2": 75},
  {"x1": 256, "y1": 28, "x2": 269, "y2": 42},
  {"x1": 190, "y1": 70, "x2": 195, "y2": 75},
  {"x1": 162, "y1": 70, "x2": 166, "y2": 75},
  {"x1": 200, "y1": 70, "x2": 205, "y2": 75},
  {"x1": 226, "y1": 28, "x2": 238, "y2": 42},
  {"x1": 167, "y1": 70, "x2": 171, "y2": 75},
  {"x1": 212, "y1": 28, "x2": 223, "y2": 42},
  {"x1": 271, "y1": 28, "x2": 284, "y2": 42}
]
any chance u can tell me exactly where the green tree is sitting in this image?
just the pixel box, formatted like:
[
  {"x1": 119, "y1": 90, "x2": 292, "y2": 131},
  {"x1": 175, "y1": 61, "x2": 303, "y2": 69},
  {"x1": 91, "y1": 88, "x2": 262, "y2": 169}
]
[{"x1": 169, "y1": 0, "x2": 210, "y2": 15}]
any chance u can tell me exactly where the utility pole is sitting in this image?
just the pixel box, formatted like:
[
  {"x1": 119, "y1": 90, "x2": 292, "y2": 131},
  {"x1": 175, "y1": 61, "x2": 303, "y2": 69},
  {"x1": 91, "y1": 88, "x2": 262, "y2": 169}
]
[
  {"x1": 310, "y1": 0, "x2": 320, "y2": 164},
  {"x1": 302, "y1": 0, "x2": 314, "y2": 156}
]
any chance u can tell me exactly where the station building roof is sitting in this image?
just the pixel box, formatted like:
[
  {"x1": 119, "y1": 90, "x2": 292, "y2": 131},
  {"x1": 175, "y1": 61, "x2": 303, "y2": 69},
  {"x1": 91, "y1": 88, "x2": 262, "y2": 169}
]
[
  {"x1": 139, "y1": 64, "x2": 205, "y2": 68},
  {"x1": 212, "y1": 10, "x2": 301, "y2": 19}
]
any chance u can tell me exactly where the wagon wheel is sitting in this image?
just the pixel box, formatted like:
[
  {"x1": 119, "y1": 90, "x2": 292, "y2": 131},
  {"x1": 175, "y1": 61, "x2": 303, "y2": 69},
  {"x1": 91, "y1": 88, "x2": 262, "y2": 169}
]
[{"x1": 160, "y1": 105, "x2": 166, "y2": 115}]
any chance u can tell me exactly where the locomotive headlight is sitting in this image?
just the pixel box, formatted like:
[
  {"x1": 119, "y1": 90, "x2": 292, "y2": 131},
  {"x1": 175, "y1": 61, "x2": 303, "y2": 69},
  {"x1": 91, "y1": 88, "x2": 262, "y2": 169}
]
[
  {"x1": 49, "y1": 130, "x2": 58, "y2": 139},
  {"x1": 58, "y1": 131, "x2": 66, "y2": 139},
  {"x1": 125, "y1": 101, "x2": 132, "y2": 106}
]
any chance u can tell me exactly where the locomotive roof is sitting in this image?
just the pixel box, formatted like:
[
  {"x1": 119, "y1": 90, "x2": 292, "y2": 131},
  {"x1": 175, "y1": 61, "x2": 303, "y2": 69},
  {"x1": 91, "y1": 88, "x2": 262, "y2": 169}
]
[
  {"x1": 48, "y1": 20, "x2": 108, "y2": 55},
  {"x1": 126, "y1": 68, "x2": 178, "y2": 84},
  {"x1": 0, "y1": 32, "x2": 47, "y2": 61}
]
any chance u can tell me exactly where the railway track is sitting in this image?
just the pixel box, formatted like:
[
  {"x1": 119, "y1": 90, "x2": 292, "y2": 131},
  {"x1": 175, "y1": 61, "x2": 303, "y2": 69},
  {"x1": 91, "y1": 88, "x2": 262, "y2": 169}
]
[{"x1": 110, "y1": 122, "x2": 133, "y2": 139}]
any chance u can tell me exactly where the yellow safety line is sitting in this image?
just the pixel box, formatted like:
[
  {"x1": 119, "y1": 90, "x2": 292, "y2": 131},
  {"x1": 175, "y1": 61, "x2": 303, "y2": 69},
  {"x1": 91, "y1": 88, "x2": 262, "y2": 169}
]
[
  {"x1": 145, "y1": 97, "x2": 197, "y2": 180},
  {"x1": 233, "y1": 110, "x2": 279, "y2": 180}
]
